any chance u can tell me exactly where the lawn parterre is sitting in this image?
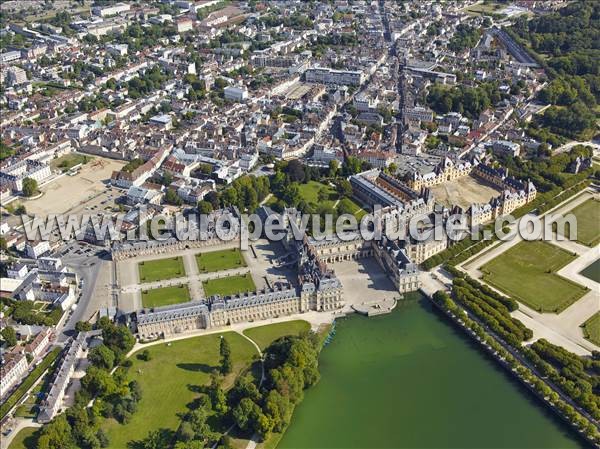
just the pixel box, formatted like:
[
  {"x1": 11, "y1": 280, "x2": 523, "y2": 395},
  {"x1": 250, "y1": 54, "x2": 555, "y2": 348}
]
[
  {"x1": 202, "y1": 273, "x2": 256, "y2": 297},
  {"x1": 582, "y1": 312, "x2": 600, "y2": 347},
  {"x1": 562, "y1": 199, "x2": 600, "y2": 247},
  {"x1": 480, "y1": 240, "x2": 588, "y2": 313},
  {"x1": 141, "y1": 285, "x2": 191, "y2": 308},
  {"x1": 195, "y1": 248, "x2": 247, "y2": 273},
  {"x1": 138, "y1": 257, "x2": 185, "y2": 283},
  {"x1": 243, "y1": 320, "x2": 311, "y2": 350},
  {"x1": 103, "y1": 332, "x2": 257, "y2": 449},
  {"x1": 7, "y1": 427, "x2": 39, "y2": 449}
]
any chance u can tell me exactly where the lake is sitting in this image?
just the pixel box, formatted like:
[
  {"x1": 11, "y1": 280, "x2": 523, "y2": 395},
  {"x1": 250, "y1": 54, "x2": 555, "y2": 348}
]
[{"x1": 278, "y1": 294, "x2": 586, "y2": 449}]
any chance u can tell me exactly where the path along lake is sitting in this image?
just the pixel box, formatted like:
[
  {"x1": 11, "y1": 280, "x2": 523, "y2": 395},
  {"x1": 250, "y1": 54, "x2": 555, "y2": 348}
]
[{"x1": 278, "y1": 293, "x2": 587, "y2": 449}]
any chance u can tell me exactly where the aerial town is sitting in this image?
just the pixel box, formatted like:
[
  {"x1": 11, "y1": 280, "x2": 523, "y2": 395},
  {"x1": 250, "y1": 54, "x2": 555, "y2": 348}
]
[{"x1": 0, "y1": 1, "x2": 598, "y2": 449}]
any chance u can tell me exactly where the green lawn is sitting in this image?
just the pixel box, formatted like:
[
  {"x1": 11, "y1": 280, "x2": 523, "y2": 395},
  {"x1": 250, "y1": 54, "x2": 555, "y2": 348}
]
[
  {"x1": 297, "y1": 181, "x2": 338, "y2": 206},
  {"x1": 103, "y1": 333, "x2": 258, "y2": 449},
  {"x1": 481, "y1": 241, "x2": 589, "y2": 313},
  {"x1": 138, "y1": 257, "x2": 185, "y2": 283},
  {"x1": 7, "y1": 427, "x2": 39, "y2": 449},
  {"x1": 562, "y1": 199, "x2": 600, "y2": 247},
  {"x1": 243, "y1": 320, "x2": 311, "y2": 350},
  {"x1": 196, "y1": 248, "x2": 247, "y2": 273},
  {"x1": 582, "y1": 312, "x2": 600, "y2": 347},
  {"x1": 337, "y1": 197, "x2": 367, "y2": 220},
  {"x1": 50, "y1": 153, "x2": 92, "y2": 172},
  {"x1": 202, "y1": 273, "x2": 256, "y2": 297},
  {"x1": 141, "y1": 285, "x2": 191, "y2": 308}
]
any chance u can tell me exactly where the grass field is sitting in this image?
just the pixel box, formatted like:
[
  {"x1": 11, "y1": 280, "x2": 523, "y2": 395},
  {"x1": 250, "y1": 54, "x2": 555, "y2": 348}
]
[
  {"x1": 50, "y1": 153, "x2": 92, "y2": 172},
  {"x1": 138, "y1": 257, "x2": 185, "y2": 283},
  {"x1": 582, "y1": 312, "x2": 600, "y2": 347},
  {"x1": 7, "y1": 427, "x2": 39, "y2": 449},
  {"x1": 297, "y1": 181, "x2": 338, "y2": 206},
  {"x1": 243, "y1": 320, "x2": 311, "y2": 350},
  {"x1": 196, "y1": 248, "x2": 247, "y2": 273},
  {"x1": 481, "y1": 241, "x2": 589, "y2": 313},
  {"x1": 562, "y1": 199, "x2": 600, "y2": 247},
  {"x1": 141, "y1": 285, "x2": 191, "y2": 308},
  {"x1": 103, "y1": 333, "x2": 258, "y2": 449},
  {"x1": 202, "y1": 273, "x2": 256, "y2": 297}
]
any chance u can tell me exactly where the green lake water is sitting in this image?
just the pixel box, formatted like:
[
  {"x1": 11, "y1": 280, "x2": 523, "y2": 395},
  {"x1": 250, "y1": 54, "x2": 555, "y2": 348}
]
[{"x1": 278, "y1": 294, "x2": 587, "y2": 449}]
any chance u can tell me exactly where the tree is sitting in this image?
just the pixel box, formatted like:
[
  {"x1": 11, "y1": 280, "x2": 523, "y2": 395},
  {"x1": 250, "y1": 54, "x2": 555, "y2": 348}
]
[
  {"x1": 336, "y1": 179, "x2": 353, "y2": 198},
  {"x1": 198, "y1": 200, "x2": 213, "y2": 215},
  {"x1": 285, "y1": 160, "x2": 305, "y2": 183},
  {"x1": 328, "y1": 159, "x2": 340, "y2": 178},
  {"x1": 205, "y1": 191, "x2": 220, "y2": 209},
  {"x1": 22, "y1": 177, "x2": 38, "y2": 197},
  {"x1": 137, "y1": 349, "x2": 152, "y2": 361},
  {"x1": 164, "y1": 188, "x2": 183, "y2": 206},
  {"x1": 219, "y1": 337, "x2": 232, "y2": 375},
  {"x1": 89, "y1": 345, "x2": 116, "y2": 370},
  {"x1": 0, "y1": 326, "x2": 17, "y2": 347},
  {"x1": 75, "y1": 321, "x2": 92, "y2": 332},
  {"x1": 208, "y1": 373, "x2": 228, "y2": 414},
  {"x1": 81, "y1": 366, "x2": 117, "y2": 397}
]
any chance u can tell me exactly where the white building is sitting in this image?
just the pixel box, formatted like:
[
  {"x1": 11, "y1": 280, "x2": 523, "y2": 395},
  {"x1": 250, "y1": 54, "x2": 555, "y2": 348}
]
[
  {"x1": 91, "y1": 2, "x2": 130, "y2": 17},
  {"x1": 305, "y1": 67, "x2": 365, "y2": 86},
  {"x1": 25, "y1": 240, "x2": 51, "y2": 259},
  {"x1": 0, "y1": 353, "x2": 28, "y2": 398},
  {"x1": 224, "y1": 86, "x2": 248, "y2": 102}
]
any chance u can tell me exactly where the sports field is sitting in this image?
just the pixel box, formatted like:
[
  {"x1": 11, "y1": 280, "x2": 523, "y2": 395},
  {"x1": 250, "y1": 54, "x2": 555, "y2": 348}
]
[
  {"x1": 481, "y1": 241, "x2": 588, "y2": 313},
  {"x1": 202, "y1": 273, "x2": 256, "y2": 297},
  {"x1": 243, "y1": 320, "x2": 311, "y2": 350},
  {"x1": 138, "y1": 257, "x2": 185, "y2": 283},
  {"x1": 582, "y1": 312, "x2": 600, "y2": 347},
  {"x1": 141, "y1": 285, "x2": 191, "y2": 308},
  {"x1": 103, "y1": 333, "x2": 257, "y2": 449},
  {"x1": 195, "y1": 248, "x2": 247, "y2": 273},
  {"x1": 562, "y1": 199, "x2": 600, "y2": 247}
]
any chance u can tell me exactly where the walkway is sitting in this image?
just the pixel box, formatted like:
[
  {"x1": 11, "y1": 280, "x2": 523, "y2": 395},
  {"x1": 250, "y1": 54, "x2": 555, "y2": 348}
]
[{"x1": 456, "y1": 188, "x2": 599, "y2": 355}]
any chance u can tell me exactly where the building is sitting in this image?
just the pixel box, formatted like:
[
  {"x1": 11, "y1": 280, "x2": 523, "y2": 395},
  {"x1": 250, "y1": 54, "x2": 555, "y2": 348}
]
[
  {"x1": 0, "y1": 352, "x2": 28, "y2": 398},
  {"x1": 38, "y1": 332, "x2": 98, "y2": 423},
  {"x1": 224, "y1": 86, "x2": 248, "y2": 102},
  {"x1": 305, "y1": 67, "x2": 365, "y2": 86},
  {"x1": 91, "y1": 2, "x2": 130, "y2": 17},
  {"x1": 0, "y1": 159, "x2": 52, "y2": 193},
  {"x1": 25, "y1": 240, "x2": 51, "y2": 259},
  {"x1": 491, "y1": 140, "x2": 521, "y2": 157},
  {"x1": 24, "y1": 328, "x2": 53, "y2": 359},
  {"x1": 5, "y1": 66, "x2": 27, "y2": 86},
  {"x1": 176, "y1": 18, "x2": 194, "y2": 33}
]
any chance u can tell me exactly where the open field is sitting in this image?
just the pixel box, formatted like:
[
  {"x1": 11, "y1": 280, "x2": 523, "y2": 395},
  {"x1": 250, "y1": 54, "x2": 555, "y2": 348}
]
[
  {"x1": 243, "y1": 320, "x2": 311, "y2": 350},
  {"x1": 297, "y1": 180, "x2": 338, "y2": 207},
  {"x1": 429, "y1": 175, "x2": 501, "y2": 210},
  {"x1": 202, "y1": 273, "x2": 256, "y2": 297},
  {"x1": 582, "y1": 313, "x2": 600, "y2": 347},
  {"x1": 103, "y1": 333, "x2": 257, "y2": 449},
  {"x1": 17, "y1": 156, "x2": 124, "y2": 217},
  {"x1": 481, "y1": 241, "x2": 589, "y2": 313},
  {"x1": 464, "y1": 1, "x2": 505, "y2": 16},
  {"x1": 7, "y1": 427, "x2": 39, "y2": 449},
  {"x1": 562, "y1": 199, "x2": 600, "y2": 247},
  {"x1": 195, "y1": 248, "x2": 247, "y2": 273},
  {"x1": 138, "y1": 257, "x2": 185, "y2": 283},
  {"x1": 141, "y1": 285, "x2": 191, "y2": 309},
  {"x1": 50, "y1": 153, "x2": 93, "y2": 172}
]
